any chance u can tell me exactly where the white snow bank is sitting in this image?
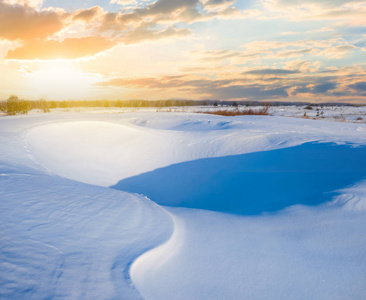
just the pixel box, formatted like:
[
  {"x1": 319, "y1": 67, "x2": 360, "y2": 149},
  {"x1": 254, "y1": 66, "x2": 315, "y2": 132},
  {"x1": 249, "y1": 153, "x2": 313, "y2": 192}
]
[
  {"x1": 0, "y1": 173, "x2": 173, "y2": 299},
  {"x1": 131, "y1": 206, "x2": 366, "y2": 300},
  {"x1": 25, "y1": 121, "x2": 174, "y2": 186},
  {"x1": 25, "y1": 114, "x2": 366, "y2": 187}
]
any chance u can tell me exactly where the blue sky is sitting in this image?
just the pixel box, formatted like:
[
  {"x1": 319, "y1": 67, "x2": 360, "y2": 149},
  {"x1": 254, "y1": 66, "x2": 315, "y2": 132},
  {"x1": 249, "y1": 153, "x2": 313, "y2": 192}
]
[{"x1": 0, "y1": 0, "x2": 365, "y2": 102}]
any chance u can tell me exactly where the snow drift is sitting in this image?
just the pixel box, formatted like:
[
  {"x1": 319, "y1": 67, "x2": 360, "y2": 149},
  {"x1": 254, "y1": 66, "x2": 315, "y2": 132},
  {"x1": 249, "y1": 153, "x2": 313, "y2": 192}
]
[
  {"x1": 1, "y1": 111, "x2": 366, "y2": 299},
  {"x1": 113, "y1": 142, "x2": 366, "y2": 214}
]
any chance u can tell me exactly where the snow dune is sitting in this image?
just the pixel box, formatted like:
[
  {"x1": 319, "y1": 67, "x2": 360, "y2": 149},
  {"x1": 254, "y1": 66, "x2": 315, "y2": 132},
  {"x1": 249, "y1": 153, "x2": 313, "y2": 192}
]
[
  {"x1": 132, "y1": 205, "x2": 366, "y2": 300},
  {"x1": 113, "y1": 142, "x2": 366, "y2": 214},
  {"x1": 0, "y1": 173, "x2": 173, "y2": 299},
  {"x1": 1, "y1": 112, "x2": 366, "y2": 299},
  {"x1": 25, "y1": 114, "x2": 366, "y2": 187}
]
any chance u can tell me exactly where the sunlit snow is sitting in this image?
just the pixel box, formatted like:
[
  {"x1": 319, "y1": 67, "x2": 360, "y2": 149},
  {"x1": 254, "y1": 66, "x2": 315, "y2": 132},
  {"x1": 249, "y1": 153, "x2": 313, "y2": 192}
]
[{"x1": 1, "y1": 111, "x2": 365, "y2": 299}]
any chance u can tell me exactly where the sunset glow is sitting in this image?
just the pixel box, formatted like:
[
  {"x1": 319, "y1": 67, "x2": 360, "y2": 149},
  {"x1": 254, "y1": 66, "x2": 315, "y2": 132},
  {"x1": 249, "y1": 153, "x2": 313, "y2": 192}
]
[
  {"x1": 0, "y1": 0, "x2": 365, "y2": 103},
  {"x1": 31, "y1": 61, "x2": 99, "y2": 100}
]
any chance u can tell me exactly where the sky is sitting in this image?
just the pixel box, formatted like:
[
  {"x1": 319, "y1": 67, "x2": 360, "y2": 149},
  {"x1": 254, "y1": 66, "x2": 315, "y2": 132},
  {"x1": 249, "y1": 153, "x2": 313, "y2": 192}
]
[{"x1": 0, "y1": 0, "x2": 365, "y2": 103}]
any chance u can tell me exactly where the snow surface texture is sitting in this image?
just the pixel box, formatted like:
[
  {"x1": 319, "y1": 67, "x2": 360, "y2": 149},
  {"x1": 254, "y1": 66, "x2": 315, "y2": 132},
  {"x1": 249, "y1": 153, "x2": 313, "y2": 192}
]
[{"x1": 1, "y1": 112, "x2": 366, "y2": 299}]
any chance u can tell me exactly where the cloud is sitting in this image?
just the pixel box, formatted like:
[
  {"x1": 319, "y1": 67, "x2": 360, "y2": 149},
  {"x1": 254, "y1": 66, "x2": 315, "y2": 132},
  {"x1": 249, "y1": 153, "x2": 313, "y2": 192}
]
[
  {"x1": 123, "y1": 26, "x2": 192, "y2": 44},
  {"x1": 203, "y1": 0, "x2": 236, "y2": 10},
  {"x1": 264, "y1": 0, "x2": 365, "y2": 9},
  {"x1": 348, "y1": 81, "x2": 366, "y2": 92},
  {"x1": 118, "y1": 0, "x2": 200, "y2": 25},
  {"x1": 96, "y1": 63, "x2": 366, "y2": 101},
  {"x1": 242, "y1": 39, "x2": 358, "y2": 60},
  {"x1": 243, "y1": 68, "x2": 300, "y2": 75},
  {"x1": 72, "y1": 6, "x2": 103, "y2": 22},
  {"x1": 212, "y1": 85, "x2": 289, "y2": 99},
  {"x1": 0, "y1": 0, "x2": 249, "y2": 60},
  {"x1": 261, "y1": 0, "x2": 366, "y2": 22},
  {"x1": 190, "y1": 48, "x2": 269, "y2": 66},
  {"x1": 271, "y1": 48, "x2": 314, "y2": 58},
  {"x1": 0, "y1": 1, "x2": 66, "y2": 41},
  {"x1": 96, "y1": 74, "x2": 291, "y2": 100},
  {"x1": 284, "y1": 60, "x2": 321, "y2": 73},
  {"x1": 97, "y1": 75, "x2": 228, "y2": 90},
  {"x1": 205, "y1": 0, "x2": 235, "y2": 7},
  {"x1": 148, "y1": 0, "x2": 199, "y2": 15},
  {"x1": 291, "y1": 81, "x2": 338, "y2": 95},
  {"x1": 5, "y1": 37, "x2": 117, "y2": 59},
  {"x1": 110, "y1": 0, "x2": 138, "y2": 6},
  {"x1": 190, "y1": 40, "x2": 345, "y2": 70},
  {"x1": 317, "y1": 45, "x2": 356, "y2": 58},
  {"x1": 2, "y1": 0, "x2": 43, "y2": 8},
  {"x1": 193, "y1": 49, "x2": 243, "y2": 61},
  {"x1": 116, "y1": 0, "x2": 242, "y2": 27},
  {"x1": 312, "y1": 82, "x2": 337, "y2": 93}
]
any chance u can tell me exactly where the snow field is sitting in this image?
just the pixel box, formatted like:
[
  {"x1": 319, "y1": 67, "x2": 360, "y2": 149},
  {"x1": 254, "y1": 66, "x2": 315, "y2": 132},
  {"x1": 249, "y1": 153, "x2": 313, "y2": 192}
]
[
  {"x1": 18, "y1": 104, "x2": 366, "y2": 124},
  {"x1": 1, "y1": 111, "x2": 366, "y2": 299}
]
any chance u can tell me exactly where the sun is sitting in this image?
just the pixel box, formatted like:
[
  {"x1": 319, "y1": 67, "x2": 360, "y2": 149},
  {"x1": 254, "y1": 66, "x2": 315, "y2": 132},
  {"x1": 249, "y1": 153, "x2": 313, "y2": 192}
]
[{"x1": 31, "y1": 61, "x2": 100, "y2": 100}]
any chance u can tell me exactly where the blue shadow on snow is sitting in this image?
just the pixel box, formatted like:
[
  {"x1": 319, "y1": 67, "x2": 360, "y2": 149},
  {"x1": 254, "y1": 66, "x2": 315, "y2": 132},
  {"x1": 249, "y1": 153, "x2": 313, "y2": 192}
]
[{"x1": 111, "y1": 143, "x2": 366, "y2": 215}]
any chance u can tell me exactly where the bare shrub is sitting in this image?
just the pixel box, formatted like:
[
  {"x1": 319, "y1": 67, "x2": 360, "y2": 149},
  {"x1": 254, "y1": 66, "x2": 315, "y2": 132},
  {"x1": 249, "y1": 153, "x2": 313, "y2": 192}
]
[
  {"x1": 333, "y1": 115, "x2": 346, "y2": 121},
  {"x1": 198, "y1": 106, "x2": 269, "y2": 116},
  {"x1": 39, "y1": 99, "x2": 50, "y2": 113}
]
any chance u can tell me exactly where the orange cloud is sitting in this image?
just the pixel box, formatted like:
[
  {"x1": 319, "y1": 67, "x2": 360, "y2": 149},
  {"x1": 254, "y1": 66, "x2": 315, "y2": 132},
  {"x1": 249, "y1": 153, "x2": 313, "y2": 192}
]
[
  {"x1": 0, "y1": 1, "x2": 66, "y2": 41},
  {"x1": 0, "y1": 0, "x2": 246, "y2": 60},
  {"x1": 5, "y1": 37, "x2": 117, "y2": 59},
  {"x1": 96, "y1": 64, "x2": 366, "y2": 101},
  {"x1": 72, "y1": 6, "x2": 103, "y2": 22}
]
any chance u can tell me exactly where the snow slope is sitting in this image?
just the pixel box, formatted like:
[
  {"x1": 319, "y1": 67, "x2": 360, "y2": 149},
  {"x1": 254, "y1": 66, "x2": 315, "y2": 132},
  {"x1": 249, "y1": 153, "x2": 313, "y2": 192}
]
[
  {"x1": 0, "y1": 114, "x2": 174, "y2": 299},
  {"x1": 132, "y1": 206, "x2": 366, "y2": 300},
  {"x1": 1, "y1": 112, "x2": 366, "y2": 299},
  {"x1": 25, "y1": 114, "x2": 366, "y2": 187},
  {"x1": 113, "y1": 142, "x2": 366, "y2": 213},
  {"x1": 0, "y1": 174, "x2": 172, "y2": 299}
]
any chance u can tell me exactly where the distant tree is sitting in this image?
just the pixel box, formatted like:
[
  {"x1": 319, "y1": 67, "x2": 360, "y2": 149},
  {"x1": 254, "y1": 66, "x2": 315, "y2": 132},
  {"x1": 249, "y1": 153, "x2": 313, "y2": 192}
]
[
  {"x1": 18, "y1": 99, "x2": 30, "y2": 114},
  {"x1": 39, "y1": 98, "x2": 50, "y2": 113},
  {"x1": 1, "y1": 95, "x2": 31, "y2": 115},
  {"x1": 0, "y1": 101, "x2": 6, "y2": 114},
  {"x1": 213, "y1": 101, "x2": 218, "y2": 107},
  {"x1": 115, "y1": 100, "x2": 123, "y2": 107},
  {"x1": 50, "y1": 101, "x2": 58, "y2": 109},
  {"x1": 232, "y1": 101, "x2": 238, "y2": 107},
  {"x1": 59, "y1": 101, "x2": 68, "y2": 108},
  {"x1": 6, "y1": 95, "x2": 20, "y2": 115}
]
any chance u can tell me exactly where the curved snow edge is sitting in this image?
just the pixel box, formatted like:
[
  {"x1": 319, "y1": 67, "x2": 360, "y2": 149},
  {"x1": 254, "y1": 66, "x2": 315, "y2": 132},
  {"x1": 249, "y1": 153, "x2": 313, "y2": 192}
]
[
  {"x1": 332, "y1": 180, "x2": 366, "y2": 211},
  {"x1": 129, "y1": 209, "x2": 183, "y2": 299}
]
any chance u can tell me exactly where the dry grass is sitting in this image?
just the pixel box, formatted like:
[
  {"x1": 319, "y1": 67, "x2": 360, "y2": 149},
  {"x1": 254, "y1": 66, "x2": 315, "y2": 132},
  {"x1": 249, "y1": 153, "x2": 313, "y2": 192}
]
[{"x1": 198, "y1": 106, "x2": 269, "y2": 116}]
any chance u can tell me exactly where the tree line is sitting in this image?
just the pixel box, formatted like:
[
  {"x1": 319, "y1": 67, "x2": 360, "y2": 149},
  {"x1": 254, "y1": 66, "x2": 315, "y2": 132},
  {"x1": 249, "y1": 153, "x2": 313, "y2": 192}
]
[
  {"x1": 0, "y1": 96, "x2": 247, "y2": 115},
  {"x1": 3, "y1": 95, "x2": 354, "y2": 116}
]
